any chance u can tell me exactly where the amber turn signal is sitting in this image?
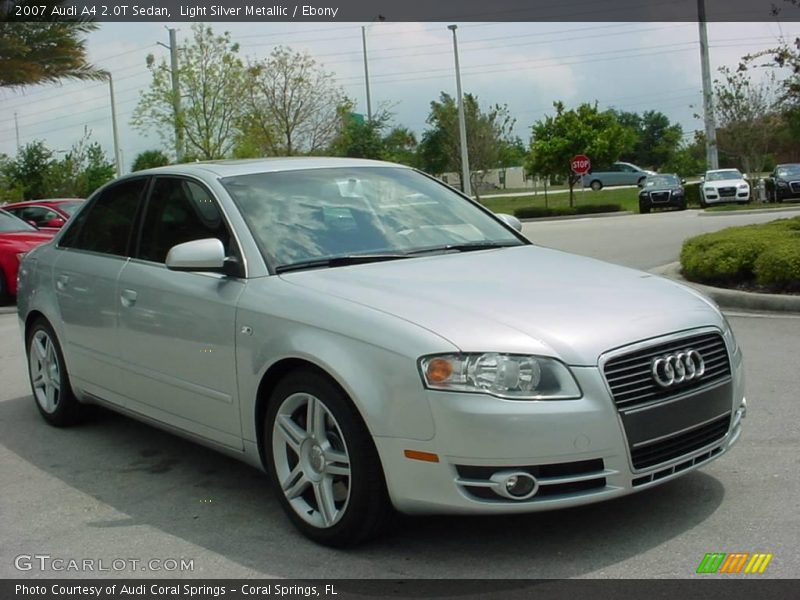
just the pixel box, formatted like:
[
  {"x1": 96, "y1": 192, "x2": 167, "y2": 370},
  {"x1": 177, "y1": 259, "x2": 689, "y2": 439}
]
[
  {"x1": 425, "y1": 357, "x2": 453, "y2": 384},
  {"x1": 404, "y1": 450, "x2": 440, "y2": 463}
]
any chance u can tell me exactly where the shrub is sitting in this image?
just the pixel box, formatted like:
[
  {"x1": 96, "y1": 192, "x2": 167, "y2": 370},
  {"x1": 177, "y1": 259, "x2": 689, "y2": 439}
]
[{"x1": 680, "y1": 216, "x2": 800, "y2": 291}]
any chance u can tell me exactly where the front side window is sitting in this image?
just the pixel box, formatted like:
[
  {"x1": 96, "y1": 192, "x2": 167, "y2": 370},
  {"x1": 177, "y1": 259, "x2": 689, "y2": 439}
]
[
  {"x1": 15, "y1": 206, "x2": 60, "y2": 227},
  {"x1": 137, "y1": 177, "x2": 232, "y2": 263},
  {"x1": 59, "y1": 178, "x2": 147, "y2": 256},
  {"x1": 222, "y1": 167, "x2": 523, "y2": 270}
]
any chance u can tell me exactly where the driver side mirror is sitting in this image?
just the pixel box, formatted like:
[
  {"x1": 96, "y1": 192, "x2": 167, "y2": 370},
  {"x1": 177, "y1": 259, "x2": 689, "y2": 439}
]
[
  {"x1": 166, "y1": 238, "x2": 226, "y2": 272},
  {"x1": 45, "y1": 217, "x2": 66, "y2": 228},
  {"x1": 681, "y1": 179, "x2": 687, "y2": 185},
  {"x1": 496, "y1": 213, "x2": 523, "y2": 232}
]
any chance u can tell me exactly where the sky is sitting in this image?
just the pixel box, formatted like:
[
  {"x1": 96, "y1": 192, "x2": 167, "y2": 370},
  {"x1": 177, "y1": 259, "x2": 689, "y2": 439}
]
[{"x1": 0, "y1": 20, "x2": 796, "y2": 173}]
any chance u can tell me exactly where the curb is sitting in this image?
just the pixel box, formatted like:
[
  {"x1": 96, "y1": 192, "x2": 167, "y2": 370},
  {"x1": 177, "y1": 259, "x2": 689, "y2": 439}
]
[
  {"x1": 651, "y1": 262, "x2": 800, "y2": 313},
  {"x1": 0, "y1": 306, "x2": 18, "y2": 316},
  {"x1": 519, "y1": 210, "x2": 633, "y2": 223},
  {"x1": 699, "y1": 205, "x2": 800, "y2": 217}
]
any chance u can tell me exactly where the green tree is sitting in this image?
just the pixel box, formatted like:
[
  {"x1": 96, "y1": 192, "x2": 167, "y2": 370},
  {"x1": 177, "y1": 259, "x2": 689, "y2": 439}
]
[
  {"x1": 132, "y1": 149, "x2": 170, "y2": 171},
  {"x1": 0, "y1": 1, "x2": 105, "y2": 88},
  {"x1": 240, "y1": 46, "x2": 347, "y2": 156},
  {"x1": 381, "y1": 126, "x2": 418, "y2": 166},
  {"x1": 713, "y1": 66, "x2": 780, "y2": 175},
  {"x1": 663, "y1": 131, "x2": 707, "y2": 177},
  {"x1": 612, "y1": 109, "x2": 683, "y2": 169},
  {"x1": 46, "y1": 131, "x2": 114, "y2": 197},
  {"x1": 0, "y1": 154, "x2": 24, "y2": 202},
  {"x1": 329, "y1": 109, "x2": 386, "y2": 159},
  {"x1": 418, "y1": 92, "x2": 515, "y2": 198},
  {"x1": 132, "y1": 24, "x2": 245, "y2": 161},
  {"x1": 3, "y1": 141, "x2": 55, "y2": 199},
  {"x1": 526, "y1": 102, "x2": 635, "y2": 206}
]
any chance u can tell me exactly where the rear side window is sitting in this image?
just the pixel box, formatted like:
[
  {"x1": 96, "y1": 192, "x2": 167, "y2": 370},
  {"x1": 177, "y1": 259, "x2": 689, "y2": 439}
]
[
  {"x1": 60, "y1": 178, "x2": 147, "y2": 256},
  {"x1": 137, "y1": 177, "x2": 232, "y2": 263}
]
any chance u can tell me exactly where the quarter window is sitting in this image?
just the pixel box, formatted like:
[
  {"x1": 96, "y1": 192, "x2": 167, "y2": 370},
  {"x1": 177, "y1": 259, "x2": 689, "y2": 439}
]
[
  {"x1": 59, "y1": 178, "x2": 147, "y2": 256},
  {"x1": 137, "y1": 177, "x2": 232, "y2": 263}
]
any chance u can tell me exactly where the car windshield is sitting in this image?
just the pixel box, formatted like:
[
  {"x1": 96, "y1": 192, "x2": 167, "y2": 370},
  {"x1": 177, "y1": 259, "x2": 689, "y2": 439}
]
[
  {"x1": 59, "y1": 201, "x2": 84, "y2": 216},
  {"x1": 0, "y1": 210, "x2": 36, "y2": 233},
  {"x1": 706, "y1": 170, "x2": 742, "y2": 181},
  {"x1": 222, "y1": 167, "x2": 524, "y2": 270},
  {"x1": 776, "y1": 165, "x2": 800, "y2": 178},
  {"x1": 645, "y1": 175, "x2": 680, "y2": 188}
]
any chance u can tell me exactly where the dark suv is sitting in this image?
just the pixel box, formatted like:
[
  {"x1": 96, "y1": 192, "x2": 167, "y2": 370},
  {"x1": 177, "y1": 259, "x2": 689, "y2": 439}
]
[
  {"x1": 638, "y1": 174, "x2": 686, "y2": 213},
  {"x1": 769, "y1": 164, "x2": 800, "y2": 202}
]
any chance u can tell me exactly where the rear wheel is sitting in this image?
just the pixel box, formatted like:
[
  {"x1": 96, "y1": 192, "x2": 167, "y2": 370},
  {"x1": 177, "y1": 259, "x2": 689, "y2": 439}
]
[
  {"x1": 264, "y1": 369, "x2": 392, "y2": 546},
  {"x1": 590, "y1": 180, "x2": 602, "y2": 191},
  {"x1": 26, "y1": 319, "x2": 85, "y2": 426}
]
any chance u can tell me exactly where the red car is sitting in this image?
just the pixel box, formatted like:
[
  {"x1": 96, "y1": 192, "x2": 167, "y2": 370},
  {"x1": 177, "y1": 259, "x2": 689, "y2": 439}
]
[
  {"x1": 2, "y1": 198, "x2": 84, "y2": 231},
  {"x1": 0, "y1": 209, "x2": 56, "y2": 302}
]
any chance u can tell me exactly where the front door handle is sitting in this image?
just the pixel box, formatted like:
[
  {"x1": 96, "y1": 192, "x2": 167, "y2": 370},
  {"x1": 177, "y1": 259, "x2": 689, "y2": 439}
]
[{"x1": 120, "y1": 289, "x2": 138, "y2": 308}]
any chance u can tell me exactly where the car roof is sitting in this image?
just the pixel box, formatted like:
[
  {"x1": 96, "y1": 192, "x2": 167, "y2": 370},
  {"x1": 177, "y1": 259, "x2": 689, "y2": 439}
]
[
  {"x1": 3, "y1": 198, "x2": 84, "y2": 208},
  {"x1": 127, "y1": 157, "x2": 410, "y2": 179}
]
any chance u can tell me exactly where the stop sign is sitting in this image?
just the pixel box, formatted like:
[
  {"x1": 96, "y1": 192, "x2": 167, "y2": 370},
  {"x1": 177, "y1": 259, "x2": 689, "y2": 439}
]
[{"x1": 571, "y1": 154, "x2": 591, "y2": 175}]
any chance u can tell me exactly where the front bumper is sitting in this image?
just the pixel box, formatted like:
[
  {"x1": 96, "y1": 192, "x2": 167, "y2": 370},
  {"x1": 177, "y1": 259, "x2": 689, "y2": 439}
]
[{"x1": 375, "y1": 347, "x2": 745, "y2": 515}]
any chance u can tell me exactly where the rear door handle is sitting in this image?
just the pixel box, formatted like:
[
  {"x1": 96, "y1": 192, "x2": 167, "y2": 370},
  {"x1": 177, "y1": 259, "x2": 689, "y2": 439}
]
[
  {"x1": 120, "y1": 289, "x2": 138, "y2": 308},
  {"x1": 56, "y1": 274, "x2": 69, "y2": 291}
]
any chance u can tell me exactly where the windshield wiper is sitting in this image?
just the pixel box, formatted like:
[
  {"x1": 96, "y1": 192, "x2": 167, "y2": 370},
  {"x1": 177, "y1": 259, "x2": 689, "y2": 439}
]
[
  {"x1": 275, "y1": 253, "x2": 411, "y2": 273},
  {"x1": 406, "y1": 240, "x2": 522, "y2": 255}
]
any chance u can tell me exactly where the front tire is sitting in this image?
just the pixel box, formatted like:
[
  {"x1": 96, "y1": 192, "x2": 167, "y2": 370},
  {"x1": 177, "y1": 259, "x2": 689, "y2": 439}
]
[
  {"x1": 590, "y1": 180, "x2": 602, "y2": 191},
  {"x1": 26, "y1": 319, "x2": 85, "y2": 427},
  {"x1": 264, "y1": 369, "x2": 392, "y2": 547}
]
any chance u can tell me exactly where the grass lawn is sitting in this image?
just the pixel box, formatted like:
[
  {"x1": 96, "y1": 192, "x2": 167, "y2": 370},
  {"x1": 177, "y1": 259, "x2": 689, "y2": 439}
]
[{"x1": 480, "y1": 186, "x2": 641, "y2": 214}]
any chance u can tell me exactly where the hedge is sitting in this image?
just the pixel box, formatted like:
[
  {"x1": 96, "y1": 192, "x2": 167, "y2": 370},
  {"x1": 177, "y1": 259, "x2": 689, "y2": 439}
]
[
  {"x1": 680, "y1": 216, "x2": 800, "y2": 292},
  {"x1": 514, "y1": 203, "x2": 622, "y2": 219}
]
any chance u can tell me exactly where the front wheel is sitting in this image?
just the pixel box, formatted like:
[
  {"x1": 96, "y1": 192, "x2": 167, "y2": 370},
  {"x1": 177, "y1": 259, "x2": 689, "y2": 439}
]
[
  {"x1": 590, "y1": 180, "x2": 602, "y2": 191},
  {"x1": 26, "y1": 319, "x2": 85, "y2": 426},
  {"x1": 265, "y1": 369, "x2": 392, "y2": 546}
]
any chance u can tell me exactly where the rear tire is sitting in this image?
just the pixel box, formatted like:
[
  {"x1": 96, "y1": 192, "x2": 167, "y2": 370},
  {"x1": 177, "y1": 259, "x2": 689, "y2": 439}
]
[
  {"x1": 26, "y1": 319, "x2": 85, "y2": 427},
  {"x1": 264, "y1": 368, "x2": 393, "y2": 547}
]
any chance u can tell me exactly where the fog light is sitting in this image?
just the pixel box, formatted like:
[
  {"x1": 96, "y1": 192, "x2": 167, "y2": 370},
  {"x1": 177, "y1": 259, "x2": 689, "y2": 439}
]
[{"x1": 491, "y1": 471, "x2": 539, "y2": 500}]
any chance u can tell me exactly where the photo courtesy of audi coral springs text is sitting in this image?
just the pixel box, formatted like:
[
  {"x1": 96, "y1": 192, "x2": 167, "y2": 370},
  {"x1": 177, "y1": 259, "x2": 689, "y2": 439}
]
[{"x1": 16, "y1": 158, "x2": 746, "y2": 546}]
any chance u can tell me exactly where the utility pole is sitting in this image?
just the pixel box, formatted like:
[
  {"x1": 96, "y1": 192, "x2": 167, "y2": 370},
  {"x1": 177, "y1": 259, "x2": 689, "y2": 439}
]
[
  {"x1": 448, "y1": 24, "x2": 471, "y2": 197},
  {"x1": 158, "y1": 28, "x2": 183, "y2": 162},
  {"x1": 697, "y1": 0, "x2": 719, "y2": 170},
  {"x1": 361, "y1": 26, "x2": 372, "y2": 122},
  {"x1": 107, "y1": 73, "x2": 123, "y2": 177},
  {"x1": 14, "y1": 112, "x2": 20, "y2": 151}
]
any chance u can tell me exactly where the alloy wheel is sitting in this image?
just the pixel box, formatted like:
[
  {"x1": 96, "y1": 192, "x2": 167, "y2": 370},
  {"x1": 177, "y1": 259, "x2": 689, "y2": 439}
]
[{"x1": 29, "y1": 330, "x2": 61, "y2": 414}]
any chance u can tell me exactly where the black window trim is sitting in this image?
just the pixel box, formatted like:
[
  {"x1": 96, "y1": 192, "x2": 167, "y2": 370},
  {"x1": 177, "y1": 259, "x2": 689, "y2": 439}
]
[{"x1": 131, "y1": 173, "x2": 247, "y2": 279}]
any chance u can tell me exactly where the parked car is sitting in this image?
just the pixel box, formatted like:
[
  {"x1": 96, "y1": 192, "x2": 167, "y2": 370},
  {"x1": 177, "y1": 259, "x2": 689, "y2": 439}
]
[
  {"x1": 768, "y1": 163, "x2": 800, "y2": 203},
  {"x1": 2, "y1": 198, "x2": 85, "y2": 231},
  {"x1": 701, "y1": 169, "x2": 750, "y2": 206},
  {"x1": 0, "y1": 209, "x2": 55, "y2": 302},
  {"x1": 583, "y1": 162, "x2": 655, "y2": 191},
  {"x1": 17, "y1": 158, "x2": 745, "y2": 546},
  {"x1": 638, "y1": 174, "x2": 686, "y2": 213}
]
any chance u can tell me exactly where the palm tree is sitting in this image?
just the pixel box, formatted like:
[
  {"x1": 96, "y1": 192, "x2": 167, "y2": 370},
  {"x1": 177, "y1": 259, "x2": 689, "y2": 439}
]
[{"x1": 0, "y1": 1, "x2": 105, "y2": 88}]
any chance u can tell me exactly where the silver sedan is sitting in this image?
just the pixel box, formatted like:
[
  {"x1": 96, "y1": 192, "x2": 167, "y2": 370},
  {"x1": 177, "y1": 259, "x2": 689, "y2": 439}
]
[{"x1": 16, "y1": 158, "x2": 746, "y2": 546}]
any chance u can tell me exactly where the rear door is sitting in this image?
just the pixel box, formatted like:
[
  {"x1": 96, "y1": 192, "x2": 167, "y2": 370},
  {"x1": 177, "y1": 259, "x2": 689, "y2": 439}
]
[
  {"x1": 53, "y1": 177, "x2": 148, "y2": 405},
  {"x1": 116, "y1": 176, "x2": 245, "y2": 448}
]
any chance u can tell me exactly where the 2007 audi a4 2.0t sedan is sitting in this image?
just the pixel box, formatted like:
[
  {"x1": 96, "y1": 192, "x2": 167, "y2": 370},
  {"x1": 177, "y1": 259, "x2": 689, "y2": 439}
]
[{"x1": 17, "y1": 158, "x2": 746, "y2": 546}]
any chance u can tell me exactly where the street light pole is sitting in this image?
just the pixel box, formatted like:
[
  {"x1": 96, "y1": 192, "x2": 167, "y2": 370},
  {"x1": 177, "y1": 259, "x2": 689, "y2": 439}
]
[
  {"x1": 107, "y1": 72, "x2": 123, "y2": 177},
  {"x1": 697, "y1": 0, "x2": 719, "y2": 170},
  {"x1": 361, "y1": 25, "x2": 372, "y2": 122},
  {"x1": 448, "y1": 24, "x2": 471, "y2": 197}
]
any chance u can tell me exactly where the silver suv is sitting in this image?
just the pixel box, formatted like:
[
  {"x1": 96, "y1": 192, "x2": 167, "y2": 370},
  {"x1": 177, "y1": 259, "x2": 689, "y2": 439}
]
[{"x1": 584, "y1": 162, "x2": 655, "y2": 191}]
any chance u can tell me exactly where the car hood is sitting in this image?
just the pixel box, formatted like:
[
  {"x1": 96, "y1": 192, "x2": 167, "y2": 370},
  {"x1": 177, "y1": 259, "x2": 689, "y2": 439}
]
[
  {"x1": 0, "y1": 231, "x2": 54, "y2": 249},
  {"x1": 705, "y1": 179, "x2": 747, "y2": 187},
  {"x1": 279, "y1": 245, "x2": 722, "y2": 366}
]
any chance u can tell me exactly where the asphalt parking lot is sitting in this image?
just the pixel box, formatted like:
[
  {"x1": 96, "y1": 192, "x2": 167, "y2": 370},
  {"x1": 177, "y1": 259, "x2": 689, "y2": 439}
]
[{"x1": 1, "y1": 209, "x2": 798, "y2": 579}]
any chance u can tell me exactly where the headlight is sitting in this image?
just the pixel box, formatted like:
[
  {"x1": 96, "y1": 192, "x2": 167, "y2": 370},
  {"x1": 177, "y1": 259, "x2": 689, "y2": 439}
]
[
  {"x1": 776, "y1": 180, "x2": 788, "y2": 188},
  {"x1": 720, "y1": 313, "x2": 739, "y2": 356},
  {"x1": 419, "y1": 353, "x2": 582, "y2": 400},
  {"x1": 738, "y1": 183, "x2": 749, "y2": 189},
  {"x1": 704, "y1": 186, "x2": 715, "y2": 192},
  {"x1": 673, "y1": 188, "x2": 684, "y2": 195}
]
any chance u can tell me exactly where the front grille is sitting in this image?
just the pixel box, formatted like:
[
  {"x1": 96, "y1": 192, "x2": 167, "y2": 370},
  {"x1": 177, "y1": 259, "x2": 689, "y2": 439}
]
[
  {"x1": 649, "y1": 191, "x2": 671, "y2": 203},
  {"x1": 790, "y1": 181, "x2": 800, "y2": 194},
  {"x1": 630, "y1": 414, "x2": 729, "y2": 470},
  {"x1": 603, "y1": 331, "x2": 731, "y2": 410},
  {"x1": 718, "y1": 186, "x2": 737, "y2": 197}
]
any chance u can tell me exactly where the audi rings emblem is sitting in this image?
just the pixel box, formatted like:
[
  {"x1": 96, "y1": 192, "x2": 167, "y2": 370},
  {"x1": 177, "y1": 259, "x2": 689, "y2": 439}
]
[{"x1": 651, "y1": 350, "x2": 705, "y2": 388}]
